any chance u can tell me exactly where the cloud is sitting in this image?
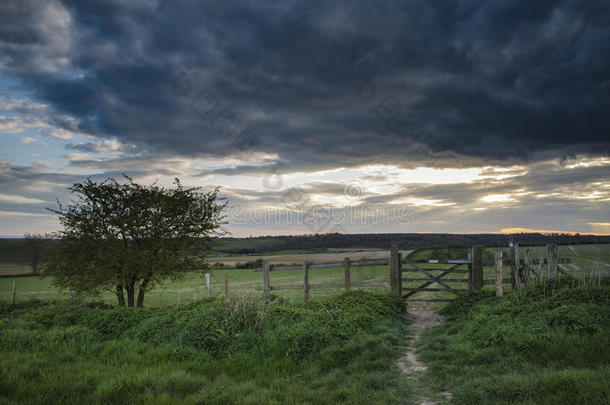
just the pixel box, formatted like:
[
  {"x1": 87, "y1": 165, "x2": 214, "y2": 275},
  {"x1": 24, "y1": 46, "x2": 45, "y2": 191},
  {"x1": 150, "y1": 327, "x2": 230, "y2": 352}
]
[
  {"x1": 20, "y1": 136, "x2": 37, "y2": 144},
  {"x1": 1, "y1": 1, "x2": 609, "y2": 236},
  {"x1": 0, "y1": 193, "x2": 45, "y2": 204},
  {"x1": 0, "y1": 0, "x2": 607, "y2": 171}
]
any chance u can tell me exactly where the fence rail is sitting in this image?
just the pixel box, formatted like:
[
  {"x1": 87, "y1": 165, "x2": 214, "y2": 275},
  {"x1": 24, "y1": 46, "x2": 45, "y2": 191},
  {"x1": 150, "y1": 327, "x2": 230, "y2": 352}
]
[{"x1": 251, "y1": 242, "x2": 570, "y2": 302}]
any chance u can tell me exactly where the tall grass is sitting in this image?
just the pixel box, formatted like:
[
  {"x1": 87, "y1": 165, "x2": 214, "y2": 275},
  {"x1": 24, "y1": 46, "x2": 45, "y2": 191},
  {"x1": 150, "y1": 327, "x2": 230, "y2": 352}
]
[
  {"x1": 0, "y1": 291, "x2": 411, "y2": 404},
  {"x1": 418, "y1": 275, "x2": 610, "y2": 404}
]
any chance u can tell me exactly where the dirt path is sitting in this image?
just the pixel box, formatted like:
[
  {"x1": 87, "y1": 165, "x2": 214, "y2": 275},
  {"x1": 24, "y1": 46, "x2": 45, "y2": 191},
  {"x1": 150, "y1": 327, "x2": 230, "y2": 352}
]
[{"x1": 396, "y1": 309, "x2": 452, "y2": 404}]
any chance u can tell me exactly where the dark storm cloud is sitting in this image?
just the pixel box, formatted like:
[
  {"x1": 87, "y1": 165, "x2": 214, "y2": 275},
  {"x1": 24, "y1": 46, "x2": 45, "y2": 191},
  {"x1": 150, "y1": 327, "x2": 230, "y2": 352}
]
[{"x1": 2, "y1": 0, "x2": 610, "y2": 169}]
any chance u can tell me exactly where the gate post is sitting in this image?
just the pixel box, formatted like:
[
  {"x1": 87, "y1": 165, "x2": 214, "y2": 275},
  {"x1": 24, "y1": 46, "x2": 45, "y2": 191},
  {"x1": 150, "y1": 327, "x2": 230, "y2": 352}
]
[
  {"x1": 389, "y1": 245, "x2": 400, "y2": 296},
  {"x1": 344, "y1": 258, "x2": 351, "y2": 292},
  {"x1": 262, "y1": 261, "x2": 270, "y2": 295},
  {"x1": 470, "y1": 246, "x2": 483, "y2": 293}
]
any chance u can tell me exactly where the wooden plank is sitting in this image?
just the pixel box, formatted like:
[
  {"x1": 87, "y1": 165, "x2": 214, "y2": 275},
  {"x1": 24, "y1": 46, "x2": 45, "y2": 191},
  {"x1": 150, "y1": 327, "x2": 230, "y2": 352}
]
[
  {"x1": 471, "y1": 246, "x2": 483, "y2": 293},
  {"x1": 344, "y1": 257, "x2": 351, "y2": 292},
  {"x1": 390, "y1": 245, "x2": 399, "y2": 296},
  {"x1": 397, "y1": 252, "x2": 402, "y2": 295},
  {"x1": 268, "y1": 258, "x2": 390, "y2": 272},
  {"x1": 205, "y1": 273, "x2": 211, "y2": 298},
  {"x1": 411, "y1": 262, "x2": 456, "y2": 291},
  {"x1": 401, "y1": 268, "x2": 469, "y2": 273},
  {"x1": 402, "y1": 287, "x2": 468, "y2": 293},
  {"x1": 402, "y1": 267, "x2": 459, "y2": 298},
  {"x1": 402, "y1": 259, "x2": 471, "y2": 264},
  {"x1": 402, "y1": 278, "x2": 468, "y2": 283},
  {"x1": 257, "y1": 281, "x2": 387, "y2": 291}
]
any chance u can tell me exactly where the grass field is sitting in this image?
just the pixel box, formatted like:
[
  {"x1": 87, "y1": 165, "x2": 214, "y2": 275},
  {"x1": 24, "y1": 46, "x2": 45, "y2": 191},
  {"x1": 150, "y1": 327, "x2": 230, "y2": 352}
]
[
  {"x1": 0, "y1": 264, "x2": 396, "y2": 306},
  {"x1": 0, "y1": 250, "x2": 411, "y2": 306},
  {"x1": 0, "y1": 292, "x2": 413, "y2": 404},
  {"x1": 2, "y1": 245, "x2": 608, "y2": 307},
  {"x1": 418, "y1": 276, "x2": 610, "y2": 404}
]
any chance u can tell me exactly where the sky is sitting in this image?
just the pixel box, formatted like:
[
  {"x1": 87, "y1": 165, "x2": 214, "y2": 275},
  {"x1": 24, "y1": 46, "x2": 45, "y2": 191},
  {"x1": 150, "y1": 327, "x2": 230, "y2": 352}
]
[{"x1": 0, "y1": 0, "x2": 609, "y2": 237}]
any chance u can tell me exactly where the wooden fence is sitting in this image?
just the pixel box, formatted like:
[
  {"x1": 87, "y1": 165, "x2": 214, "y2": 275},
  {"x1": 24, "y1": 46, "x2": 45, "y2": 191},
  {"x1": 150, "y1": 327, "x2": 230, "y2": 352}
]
[
  {"x1": 249, "y1": 242, "x2": 566, "y2": 301},
  {"x1": 3, "y1": 242, "x2": 574, "y2": 304},
  {"x1": 256, "y1": 258, "x2": 390, "y2": 302}
]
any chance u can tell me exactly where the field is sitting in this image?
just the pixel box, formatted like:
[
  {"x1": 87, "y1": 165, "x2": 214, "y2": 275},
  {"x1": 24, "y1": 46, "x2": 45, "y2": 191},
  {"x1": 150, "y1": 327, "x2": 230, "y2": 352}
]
[
  {"x1": 2, "y1": 245, "x2": 609, "y2": 307},
  {"x1": 0, "y1": 292, "x2": 412, "y2": 404},
  {"x1": 1, "y1": 243, "x2": 609, "y2": 403},
  {"x1": 0, "y1": 249, "x2": 411, "y2": 306}
]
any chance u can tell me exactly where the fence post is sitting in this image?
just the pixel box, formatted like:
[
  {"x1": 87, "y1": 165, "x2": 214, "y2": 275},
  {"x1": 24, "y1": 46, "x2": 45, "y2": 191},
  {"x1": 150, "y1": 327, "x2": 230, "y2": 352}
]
[
  {"x1": 524, "y1": 248, "x2": 532, "y2": 284},
  {"x1": 11, "y1": 281, "x2": 16, "y2": 304},
  {"x1": 467, "y1": 250, "x2": 472, "y2": 292},
  {"x1": 344, "y1": 257, "x2": 351, "y2": 292},
  {"x1": 224, "y1": 272, "x2": 229, "y2": 298},
  {"x1": 396, "y1": 252, "x2": 402, "y2": 297},
  {"x1": 470, "y1": 246, "x2": 483, "y2": 293},
  {"x1": 303, "y1": 261, "x2": 310, "y2": 302},
  {"x1": 263, "y1": 261, "x2": 271, "y2": 295},
  {"x1": 205, "y1": 273, "x2": 211, "y2": 298},
  {"x1": 495, "y1": 250, "x2": 503, "y2": 297},
  {"x1": 547, "y1": 243, "x2": 558, "y2": 277},
  {"x1": 389, "y1": 245, "x2": 399, "y2": 296}
]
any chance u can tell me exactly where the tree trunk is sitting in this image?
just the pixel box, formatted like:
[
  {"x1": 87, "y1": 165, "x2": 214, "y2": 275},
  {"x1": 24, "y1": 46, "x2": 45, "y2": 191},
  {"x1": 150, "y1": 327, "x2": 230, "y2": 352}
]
[
  {"x1": 137, "y1": 278, "x2": 150, "y2": 307},
  {"x1": 136, "y1": 289, "x2": 145, "y2": 307},
  {"x1": 116, "y1": 285, "x2": 125, "y2": 306},
  {"x1": 126, "y1": 284, "x2": 135, "y2": 307}
]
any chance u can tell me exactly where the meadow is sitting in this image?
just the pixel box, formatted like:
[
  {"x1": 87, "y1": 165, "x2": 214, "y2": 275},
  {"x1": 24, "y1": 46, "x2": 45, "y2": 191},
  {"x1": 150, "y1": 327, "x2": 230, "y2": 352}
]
[
  {"x1": 1, "y1": 244, "x2": 608, "y2": 307},
  {"x1": 1, "y1": 243, "x2": 609, "y2": 404},
  {"x1": 0, "y1": 292, "x2": 412, "y2": 404},
  {"x1": 418, "y1": 276, "x2": 610, "y2": 404}
]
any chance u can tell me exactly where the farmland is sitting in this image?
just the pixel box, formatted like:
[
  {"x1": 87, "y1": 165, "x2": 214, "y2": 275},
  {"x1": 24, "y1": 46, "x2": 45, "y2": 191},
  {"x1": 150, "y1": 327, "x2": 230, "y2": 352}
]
[
  {"x1": 1, "y1": 241, "x2": 609, "y2": 404},
  {"x1": 2, "y1": 244, "x2": 609, "y2": 306}
]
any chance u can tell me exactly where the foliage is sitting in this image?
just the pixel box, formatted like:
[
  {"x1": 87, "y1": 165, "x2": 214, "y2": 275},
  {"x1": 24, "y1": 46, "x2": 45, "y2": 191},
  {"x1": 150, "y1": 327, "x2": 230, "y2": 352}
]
[
  {"x1": 418, "y1": 275, "x2": 610, "y2": 404},
  {"x1": 43, "y1": 175, "x2": 227, "y2": 307},
  {"x1": 0, "y1": 292, "x2": 411, "y2": 404}
]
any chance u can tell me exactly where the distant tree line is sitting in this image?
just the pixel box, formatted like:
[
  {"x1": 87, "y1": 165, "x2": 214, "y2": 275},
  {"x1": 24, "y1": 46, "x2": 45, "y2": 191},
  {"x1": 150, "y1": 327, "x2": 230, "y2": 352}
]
[{"x1": 213, "y1": 233, "x2": 610, "y2": 255}]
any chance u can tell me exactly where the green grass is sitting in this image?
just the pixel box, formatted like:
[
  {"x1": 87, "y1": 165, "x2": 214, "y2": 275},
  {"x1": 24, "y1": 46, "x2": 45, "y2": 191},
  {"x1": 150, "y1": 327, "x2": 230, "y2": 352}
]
[
  {"x1": 0, "y1": 291, "x2": 412, "y2": 404},
  {"x1": 0, "y1": 264, "x2": 393, "y2": 306},
  {"x1": 417, "y1": 276, "x2": 610, "y2": 404}
]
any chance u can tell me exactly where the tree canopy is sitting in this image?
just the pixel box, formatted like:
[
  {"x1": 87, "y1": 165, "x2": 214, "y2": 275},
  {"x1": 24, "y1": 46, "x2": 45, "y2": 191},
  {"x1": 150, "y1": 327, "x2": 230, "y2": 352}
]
[{"x1": 44, "y1": 176, "x2": 227, "y2": 307}]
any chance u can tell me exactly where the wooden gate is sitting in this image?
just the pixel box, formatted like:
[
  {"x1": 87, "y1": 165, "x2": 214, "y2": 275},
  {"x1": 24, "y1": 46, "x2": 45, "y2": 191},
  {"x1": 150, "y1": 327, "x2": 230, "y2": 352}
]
[{"x1": 389, "y1": 245, "x2": 483, "y2": 303}]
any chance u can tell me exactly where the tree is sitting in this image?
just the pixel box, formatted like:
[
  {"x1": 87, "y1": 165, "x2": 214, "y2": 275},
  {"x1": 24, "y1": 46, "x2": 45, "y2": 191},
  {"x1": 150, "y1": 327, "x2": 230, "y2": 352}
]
[
  {"x1": 44, "y1": 176, "x2": 227, "y2": 307},
  {"x1": 23, "y1": 233, "x2": 50, "y2": 275}
]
